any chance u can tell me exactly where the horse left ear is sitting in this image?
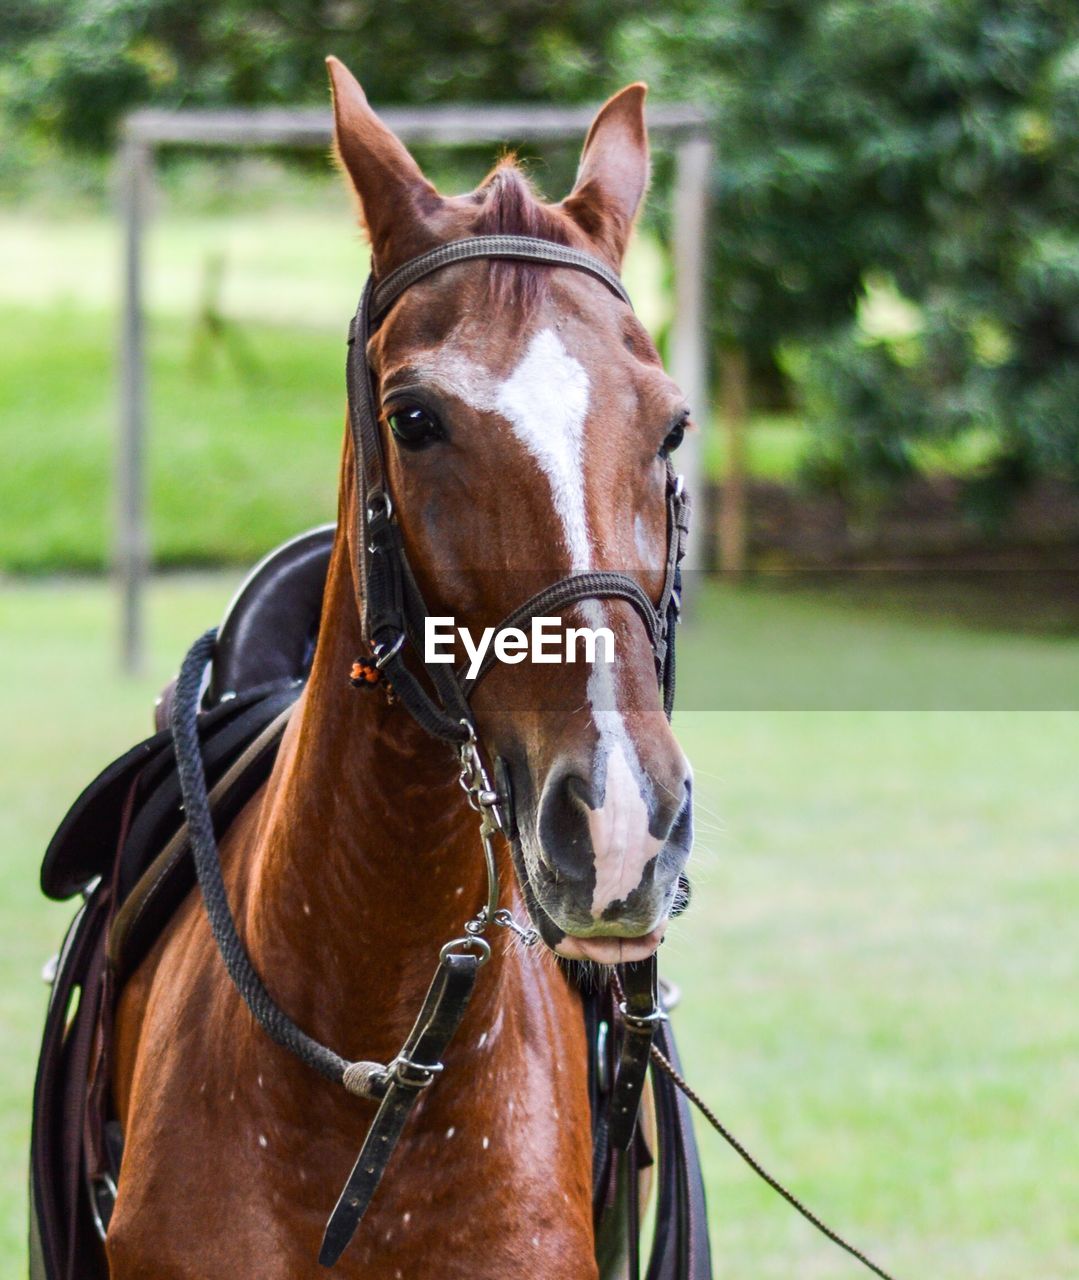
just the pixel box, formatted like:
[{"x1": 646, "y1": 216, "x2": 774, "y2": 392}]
[{"x1": 562, "y1": 84, "x2": 650, "y2": 269}]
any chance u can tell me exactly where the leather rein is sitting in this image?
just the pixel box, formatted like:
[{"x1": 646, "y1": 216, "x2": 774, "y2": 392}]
[{"x1": 171, "y1": 235, "x2": 690, "y2": 1269}]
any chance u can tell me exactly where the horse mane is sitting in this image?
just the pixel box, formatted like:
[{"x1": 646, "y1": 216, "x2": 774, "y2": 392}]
[{"x1": 470, "y1": 158, "x2": 576, "y2": 314}]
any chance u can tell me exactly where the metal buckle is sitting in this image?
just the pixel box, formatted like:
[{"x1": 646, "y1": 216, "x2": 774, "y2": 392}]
[
  {"x1": 373, "y1": 633, "x2": 405, "y2": 669},
  {"x1": 439, "y1": 933, "x2": 492, "y2": 966},
  {"x1": 89, "y1": 1172, "x2": 118, "y2": 1242},
  {"x1": 388, "y1": 1053, "x2": 444, "y2": 1090},
  {"x1": 365, "y1": 489, "x2": 393, "y2": 523},
  {"x1": 617, "y1": 1001, "x2": 668, "y2": 1032}
]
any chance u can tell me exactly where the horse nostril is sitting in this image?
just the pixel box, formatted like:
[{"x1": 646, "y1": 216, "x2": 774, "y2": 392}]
[
  {"x1": 563, "y1": 774, "x2": 596, "y2": 815},
  {"x1": 537, "y1": 771, "x2": 595, "y2": 884}
]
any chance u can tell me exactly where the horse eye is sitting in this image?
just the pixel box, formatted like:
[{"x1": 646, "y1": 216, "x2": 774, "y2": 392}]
[
  {"x1": 660, "y1": 412, "x2": 688, "y2": 458},
  {"x1": 387, "y1": 405, "x2": 443, "y2": 450}
]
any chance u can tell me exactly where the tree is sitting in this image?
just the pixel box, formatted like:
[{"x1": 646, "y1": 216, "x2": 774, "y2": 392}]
[
  {"x1": 618, "y1": 0, "x2": 1079, "y2": 507},
  {"x1": 3, "y1": 0, "x2": 653, "y2": 149}
]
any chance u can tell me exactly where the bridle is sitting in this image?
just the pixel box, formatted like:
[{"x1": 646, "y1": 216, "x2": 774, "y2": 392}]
[
  {"x1": 346, "y1": 233, "x2": 689, "y2": 736},
  {"x1": 171, "y1": 233, "x2": 691, "y2": 1268}
]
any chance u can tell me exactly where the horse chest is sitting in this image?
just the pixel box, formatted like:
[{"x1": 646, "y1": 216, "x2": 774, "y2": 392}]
[
  {"x1": 109, "y1": 980, "x2": 596, "y2": 1279},
  {"x1": 108, "y1": 1085, "x2": 596, "y2": 1279}
]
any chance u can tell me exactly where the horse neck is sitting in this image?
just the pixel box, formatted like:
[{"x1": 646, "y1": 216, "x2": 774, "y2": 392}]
[{"x1": 239, "y1": 524, "x2": 508, "y2": 1055}]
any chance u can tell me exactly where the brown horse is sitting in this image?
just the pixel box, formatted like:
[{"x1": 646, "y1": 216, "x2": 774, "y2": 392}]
[{"x1": 106, "y1": 57, "x2": 694, "y2": 1278}]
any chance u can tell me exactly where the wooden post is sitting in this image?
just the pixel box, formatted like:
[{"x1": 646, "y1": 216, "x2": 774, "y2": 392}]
[
  {"x1": 718, "y1": 347, "x2": 750, "y2": 575},
  {"x1": 117, "y1": 135, "x2": 151, "y2": 673},
  {"x1": 671, "y1": 134, "x2": 713, "y2": 595}
]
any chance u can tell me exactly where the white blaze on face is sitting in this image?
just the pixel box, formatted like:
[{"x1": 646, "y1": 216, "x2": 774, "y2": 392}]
[
  {"x1": 413, "y1": 327, "x2": 661, "y2": 918},
  {"x1": 586, "y1": 722, "x2": 663, "y2": 916},
  {"x1": 492, "y1": 329, "x2": 592, "y2": 570},
  {"x1": 409, "y1": 329, "x2": 590, "y2": 568},
  {"x1": 582, "y1": 597, "x2": 661, "y2": 917}
]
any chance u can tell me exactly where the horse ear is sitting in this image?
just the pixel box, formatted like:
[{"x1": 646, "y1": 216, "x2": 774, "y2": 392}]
[
  {"x1": 562, "y1": 84, "x2": 650, "y2": 269},
  {"x1": 326, "y1": 56, "x2": 442, "y2": 268}
]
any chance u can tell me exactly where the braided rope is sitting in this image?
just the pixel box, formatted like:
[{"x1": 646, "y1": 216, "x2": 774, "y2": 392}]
[{"x1": 172, "y1": 629, "x2": 381, "y2": 1095}]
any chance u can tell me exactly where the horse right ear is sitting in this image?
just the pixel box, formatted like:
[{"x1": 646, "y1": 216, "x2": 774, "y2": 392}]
[
  {"x1": 326, "y1": 56, "x2": 443, "y2": 269},
  {"x1": 562, "y1": 84, "x2": 651, "y2": 270}
]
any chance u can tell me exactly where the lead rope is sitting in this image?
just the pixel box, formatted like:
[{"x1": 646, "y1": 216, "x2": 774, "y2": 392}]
[{"x1": 646, "y1": 1040, "x2": 899, "y2": 1280}]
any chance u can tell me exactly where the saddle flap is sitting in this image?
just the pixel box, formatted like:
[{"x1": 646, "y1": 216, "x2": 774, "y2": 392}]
[
  {"x1": 40, "y1": 684, "x2": 292, "y2": 902},
  {"x1": 42, "y1": 524, "x2": 334, "y2": 902}
]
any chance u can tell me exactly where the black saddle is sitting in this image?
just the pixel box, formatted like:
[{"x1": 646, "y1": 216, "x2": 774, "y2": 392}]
[
  {"x1": 210, "y1": 523, "x2": 334, "y2": 704},
  {"x1": 40, "y1": 524, "x2": 334, "y2": 904},
  {"x1": 30, "y1": 525, "x2": 710, "y2": 1280}
]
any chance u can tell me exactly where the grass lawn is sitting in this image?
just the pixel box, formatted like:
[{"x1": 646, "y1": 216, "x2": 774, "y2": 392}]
[{"x1": 1, "y1": 574, "x2": 1076, "y2": 1276}]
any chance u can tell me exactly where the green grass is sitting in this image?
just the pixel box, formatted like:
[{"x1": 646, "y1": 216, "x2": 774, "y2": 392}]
[{"x1": 1, "y1": 575, "x2": 1076, "y2": 1275}]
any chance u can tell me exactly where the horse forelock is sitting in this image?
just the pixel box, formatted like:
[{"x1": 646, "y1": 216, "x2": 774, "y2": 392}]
[{"x1": 469, "y1": 160, "x2": 578, "y2": 316}]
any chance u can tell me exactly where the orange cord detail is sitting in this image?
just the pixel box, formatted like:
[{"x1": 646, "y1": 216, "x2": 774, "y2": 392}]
[{"x1": 349, "y1": 659, "x2": 381, "y2": 688}]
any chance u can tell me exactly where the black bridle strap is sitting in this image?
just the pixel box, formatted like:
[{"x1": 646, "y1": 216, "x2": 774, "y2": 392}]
[
  {"x1": 459, "y1": 571, "x2": 662, "y2": 696},
  {"x1": 369, "y1": 234, "x2": 632, "y2": 321},
  {"x1": 319, "y1": 950, "x2": 482, "y2": 1268}
]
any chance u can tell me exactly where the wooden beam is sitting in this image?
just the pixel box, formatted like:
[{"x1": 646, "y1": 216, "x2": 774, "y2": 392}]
[{"x1": 122, "y1": 104, "x2": 710, "y2": 150}]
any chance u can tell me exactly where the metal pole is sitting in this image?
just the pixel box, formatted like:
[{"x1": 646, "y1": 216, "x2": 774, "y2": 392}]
[
  {"x1": 671, "y1": 134, "x2": 714, "y2": 589},
  {"x1": 117, "y1": 136, "x2": 151, "y2": 673}
]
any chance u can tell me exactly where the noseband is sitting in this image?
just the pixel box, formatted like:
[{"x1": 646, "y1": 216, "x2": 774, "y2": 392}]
[{"x1": 171, "y1": 234, "x2": 691, "y2": 1267}]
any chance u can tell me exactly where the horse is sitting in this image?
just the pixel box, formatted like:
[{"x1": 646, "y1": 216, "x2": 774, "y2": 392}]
[{"x1": 102, "y1": 57, "x2": 696, "y2": 1278}]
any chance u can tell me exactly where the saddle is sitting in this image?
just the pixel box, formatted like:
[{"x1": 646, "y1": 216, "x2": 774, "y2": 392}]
[{"x1": 29, "y1": 527, "x2": 711, "y2": 1280}]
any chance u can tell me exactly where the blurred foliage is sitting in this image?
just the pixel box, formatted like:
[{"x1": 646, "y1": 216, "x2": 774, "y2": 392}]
[
  {"x1": 0, "y1": 0, "x2": 650, "y2": 147},
  {"x1": 2, "y1": 0, "x2": 1078, "y2": 511},
  {"x1": 617, "y1": 0, "x2": 1079, "y2": 510}
]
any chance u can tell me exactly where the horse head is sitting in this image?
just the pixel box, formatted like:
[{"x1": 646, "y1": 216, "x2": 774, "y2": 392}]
[{"x1": 328, "y1": 57, "x2": 694, "y2": 966}]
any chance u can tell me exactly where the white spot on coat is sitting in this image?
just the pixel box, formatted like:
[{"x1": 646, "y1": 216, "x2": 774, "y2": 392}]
[{"x1": 258, "y1": 1134, "x2": 268, "y2": 1148}]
